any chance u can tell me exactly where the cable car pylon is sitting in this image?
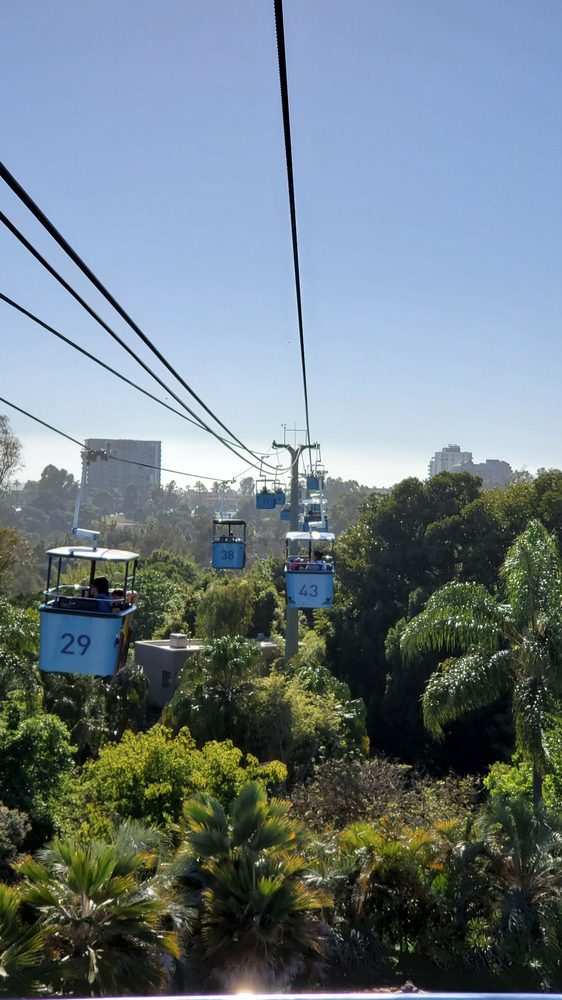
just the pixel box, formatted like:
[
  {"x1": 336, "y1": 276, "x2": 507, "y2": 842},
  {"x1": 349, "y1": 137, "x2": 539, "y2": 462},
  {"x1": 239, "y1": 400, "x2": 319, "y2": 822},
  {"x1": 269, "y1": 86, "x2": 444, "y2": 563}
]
[{"x1": 272, "y1": 438, "x2": 318, "y2": 660}]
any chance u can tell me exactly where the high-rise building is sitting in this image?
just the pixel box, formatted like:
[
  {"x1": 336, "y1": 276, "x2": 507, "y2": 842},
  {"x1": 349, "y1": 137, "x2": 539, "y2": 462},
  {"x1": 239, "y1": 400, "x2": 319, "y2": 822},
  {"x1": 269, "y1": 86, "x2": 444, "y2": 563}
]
[
  {"x1": 83, "y1": 439, "x2": 161, "y2": 503},
  {"x1": 428, "y1": 444, "x2": 512, "y2": 488},
  {"x1": 452, "y1": 458, "x2": 512, "y2": 489},
  {"x1": 428, "y1": 444, "x2": 472, "y2": 478}
]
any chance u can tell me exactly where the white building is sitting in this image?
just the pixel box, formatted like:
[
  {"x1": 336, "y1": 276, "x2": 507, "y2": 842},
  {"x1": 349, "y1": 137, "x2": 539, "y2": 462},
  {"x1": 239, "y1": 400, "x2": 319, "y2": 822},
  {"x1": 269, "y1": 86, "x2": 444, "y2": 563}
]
[
  {"x1": 428, "y1": 444, "x2": 472, "y2": 478},
  {"x1": 428, "y1": 445, "x2": 512, "y2": 488}
]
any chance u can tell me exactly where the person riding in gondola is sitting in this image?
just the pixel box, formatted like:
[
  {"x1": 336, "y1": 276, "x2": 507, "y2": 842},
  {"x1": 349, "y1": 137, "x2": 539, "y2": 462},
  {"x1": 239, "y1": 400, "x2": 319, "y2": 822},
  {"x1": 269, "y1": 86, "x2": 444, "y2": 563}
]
[
  {"x1": 306, "y1": 550, "x2": 327, "y2": 571},
  {"x1": 91, "y1": 576, "x2": 114, "y2": 613}
]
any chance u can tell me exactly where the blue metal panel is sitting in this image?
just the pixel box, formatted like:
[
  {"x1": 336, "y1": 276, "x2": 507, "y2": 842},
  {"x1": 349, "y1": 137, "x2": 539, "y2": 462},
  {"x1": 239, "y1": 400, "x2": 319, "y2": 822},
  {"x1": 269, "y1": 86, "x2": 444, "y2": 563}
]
[
  {"x1": 285, "y1": 570, "x2": 334, "y2": 608},
  {"x1": 275, "y1": 488, "x2": 286, "y2": 505},
  {"x1": 280, "y1": 508, "x2": 291, "y2": 521},
  {"x1": 307, "y1": 474, "x2": 320, "y2": 490},
  {"x1": 256, "y1": 492, "x2": 276, "y2": 510},
  {"x1": 39, "y1": 607, "x2": 134, "y2": 677},
  {"x1": 212, "y1": 540, "x2": 246, "y2": 569}
]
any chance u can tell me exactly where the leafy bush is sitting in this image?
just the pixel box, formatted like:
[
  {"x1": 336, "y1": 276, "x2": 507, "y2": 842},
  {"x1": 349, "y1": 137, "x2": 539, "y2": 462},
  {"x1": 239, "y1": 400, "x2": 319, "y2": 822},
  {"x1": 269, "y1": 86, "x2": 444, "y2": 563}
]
[
  {"x1": 238, "y1": 671, "x2": 361, "y2": 778},
  {"x1": 61, "y1": 725, "x2": 287, "y2": 837},
  {"x1": 0, "y1": 699, "x2": 75, "y2": 847},
  {"x1": 0, "y1": 802, "x2": 30, "y2": 879},
  {"x1": 292, "y1": 756, "x2": 480, "y2": 831}
]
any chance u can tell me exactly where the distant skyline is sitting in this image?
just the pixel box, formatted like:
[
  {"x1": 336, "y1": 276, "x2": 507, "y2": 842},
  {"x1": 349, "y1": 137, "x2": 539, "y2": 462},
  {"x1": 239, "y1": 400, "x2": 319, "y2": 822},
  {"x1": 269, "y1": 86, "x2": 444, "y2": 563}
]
[
  {"x1": 8, "y1": 428, "x2": 539, "y2": 491},
  {"x1": 3, "y1": 1, "x2": 562, "y2": 488}
]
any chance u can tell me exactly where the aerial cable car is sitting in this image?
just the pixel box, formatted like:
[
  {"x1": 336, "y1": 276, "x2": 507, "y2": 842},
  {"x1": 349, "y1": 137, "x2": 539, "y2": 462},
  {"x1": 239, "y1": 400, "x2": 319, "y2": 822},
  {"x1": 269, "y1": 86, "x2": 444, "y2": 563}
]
[
  {"x1": 274, "y1": 483, "x2": 286, "y2": 505},
  {"x1": 212, "y1": 518, "x2": 247, "y2": 570},
  {"x1": 302, "y1": 494, "x2": 329, "y2": 531},
  {"x1": 40, "y1": 547, "x2": 139, "y2": 677},
  {"x1": 284, "y1": 530, "x2": 335, "y2": 609},
  {"x1": 256, "y1": 478, "x2": 277, "y2": 510},
  {"x1": 307, "y1": 451, "x2": 326, "y2": 492},
  {"x1": 39, "y1": 474, "x2": 139, "y2": 677}
]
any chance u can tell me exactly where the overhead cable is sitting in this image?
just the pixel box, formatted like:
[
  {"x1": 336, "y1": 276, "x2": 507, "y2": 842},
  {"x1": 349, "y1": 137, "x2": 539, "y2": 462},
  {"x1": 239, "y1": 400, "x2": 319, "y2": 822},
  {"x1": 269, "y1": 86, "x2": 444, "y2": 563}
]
[
  {"x1": 0, "y1": 159, "x2": 267, "y2": 463},
  {"x1": 0, "y1": 292, "x2": 228, "y2": 439},
  {"x1": 0, "y1": 292, "x2": 288, "y2": 470},
  {"x1": 0, "y1": 212, "x2": 275, "y2": 476},
  {"x1": 0, "y1": 395, "x2": 235, "y2": 483},
  {"x1": 273, "y1": 0, "x2": 312, "y2": 449}
]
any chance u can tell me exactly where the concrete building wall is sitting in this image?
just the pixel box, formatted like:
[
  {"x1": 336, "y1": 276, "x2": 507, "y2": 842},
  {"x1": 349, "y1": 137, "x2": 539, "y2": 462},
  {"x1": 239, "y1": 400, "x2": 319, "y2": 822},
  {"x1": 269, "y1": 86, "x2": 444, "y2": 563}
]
[
  {"x1": 84, "y1": 439, "x2": 161, "y2": 502},
  {"x1": 134, "y1": 635, "x2": 279, "y2": 708},
  {"x1": 453, "y1": 458, "x2": 512, "y2": 488}
]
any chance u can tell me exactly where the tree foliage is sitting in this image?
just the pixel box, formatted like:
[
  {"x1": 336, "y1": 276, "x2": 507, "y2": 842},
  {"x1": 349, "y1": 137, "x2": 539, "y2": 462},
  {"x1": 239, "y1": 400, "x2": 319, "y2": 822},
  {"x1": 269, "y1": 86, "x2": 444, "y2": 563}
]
[
  {"x1": 195, "y1": 578, "x2": 255, "y2": 639},
  {"x1": 163, "y1": 636, "x2": 263, "y2": 743},
  {"x1": 0, "y1": 418, "x2": 21, "y2": 494},
  {"x1": 0, "y1": 699, "x2": 74, "y2": 848},
  {"x1": 18, "y1": 835, "x2": 183, "y2": 996},
  {"x1": 330, "y1": 473, "x2": 562, "y2": 767},
  {"x1": 64, "y1": 725, "x2": 286, "y2": 837},
  {"x1": 401, "y1": 520, "x2": 562, "y2": 804},
  {"x1": 0, "y1": 599, "x2": 41, "y2": 710},
  {"x1": 175, "y1": 782, "x2": 330, "y2": 991}
]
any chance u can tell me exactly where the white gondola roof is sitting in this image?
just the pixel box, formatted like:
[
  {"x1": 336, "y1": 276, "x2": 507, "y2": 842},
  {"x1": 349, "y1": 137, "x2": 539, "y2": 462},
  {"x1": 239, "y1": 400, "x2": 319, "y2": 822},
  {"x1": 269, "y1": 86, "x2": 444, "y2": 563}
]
[
  {"x1": 46, "y1": 546, "x2": 140, "y2": 561},
  {"x1": 285, "y1": 531, "x2": 335, "y2": 542}
]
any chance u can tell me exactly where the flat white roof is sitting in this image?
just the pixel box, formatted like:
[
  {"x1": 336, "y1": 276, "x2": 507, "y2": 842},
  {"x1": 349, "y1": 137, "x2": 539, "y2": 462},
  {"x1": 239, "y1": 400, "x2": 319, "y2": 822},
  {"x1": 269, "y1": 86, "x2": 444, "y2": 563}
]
[
  {"x1": 285, "y1": 531, "x2": 335, "y2": 542},
  {"x1": 46, "y1": 546, "x2": 139, "y2": 561}
]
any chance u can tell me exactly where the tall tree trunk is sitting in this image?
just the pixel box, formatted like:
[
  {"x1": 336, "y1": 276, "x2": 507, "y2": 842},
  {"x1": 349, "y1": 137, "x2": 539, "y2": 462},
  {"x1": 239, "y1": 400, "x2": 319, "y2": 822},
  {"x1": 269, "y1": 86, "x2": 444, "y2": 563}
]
[{"x1": 532, "y1": 767, "x2": 543, "y2": 811}]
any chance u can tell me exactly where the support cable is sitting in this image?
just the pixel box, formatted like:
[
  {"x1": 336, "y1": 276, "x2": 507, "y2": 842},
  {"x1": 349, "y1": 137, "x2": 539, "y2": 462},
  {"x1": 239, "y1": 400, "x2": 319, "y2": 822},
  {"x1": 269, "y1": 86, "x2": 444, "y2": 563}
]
[
  {"x1": 0, "y1": 159, "x2": 269, "y2": 464},
  {"x1": 0, "y1": 395, "x2": 236, "y2": 482},
  {"x1": 0, "y1": 212, "x2": 275, "y2": 476},
  {"x1": 273, "y1": 0, "x2": 311, "y2": 449},
  {"x1": 0, "y1": 292, "x2": 229, "y2": 440},
  {"x1": 0, "y1": 292, "x2": 293, "y2": 476}
]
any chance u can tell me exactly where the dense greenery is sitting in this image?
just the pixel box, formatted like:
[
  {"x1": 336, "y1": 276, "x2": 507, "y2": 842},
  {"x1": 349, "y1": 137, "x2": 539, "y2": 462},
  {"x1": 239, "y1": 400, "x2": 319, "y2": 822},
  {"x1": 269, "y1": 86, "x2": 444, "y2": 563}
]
[
  {"x1": 401, "y1": 520, "x2": 562, "y2": 805},
  {"x1": 2, "y1": 419, "x2": 562, "y2": 992}
]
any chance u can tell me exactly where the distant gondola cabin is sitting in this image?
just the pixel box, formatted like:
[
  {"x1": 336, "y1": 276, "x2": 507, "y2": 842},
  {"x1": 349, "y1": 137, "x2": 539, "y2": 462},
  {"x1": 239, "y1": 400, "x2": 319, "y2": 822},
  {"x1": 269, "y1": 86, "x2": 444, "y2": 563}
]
[
  {"x1": 212, "y1": 519, "x2": 247, "y2": 570},
  {"x1": 39, "y1": 546, "x2": 139, "y2": 677},
  {"x1": 256, "y1": 479, "x2": 277, "y2": 509}
]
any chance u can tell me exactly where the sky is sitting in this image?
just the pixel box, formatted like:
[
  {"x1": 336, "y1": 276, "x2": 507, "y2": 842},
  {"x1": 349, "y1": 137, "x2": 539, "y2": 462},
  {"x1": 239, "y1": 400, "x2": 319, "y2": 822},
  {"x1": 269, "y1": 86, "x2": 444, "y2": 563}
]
[{"x1": 2, "y1": 0, "x2": 562, "y2": 490}]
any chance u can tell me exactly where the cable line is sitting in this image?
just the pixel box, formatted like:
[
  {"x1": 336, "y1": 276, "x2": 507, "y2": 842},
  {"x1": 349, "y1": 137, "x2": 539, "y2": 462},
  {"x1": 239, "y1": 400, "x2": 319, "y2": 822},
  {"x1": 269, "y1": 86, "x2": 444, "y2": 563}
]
[
  {"x1": 0, "y1": 395, "x2": 237, "y2": 483},
  {"x1": 0, "y1": 291, "x2": 289, "y2": 472},
  {"x1": 0, "y1": 211, "x2": 274, "y2": 476},
  {"x1": 0, "y1": 397, "x2": 84, "y2": 451},
  {"x1": 0, "y1": 159, "x2": 268, "y2": 464},
  {"x1": 273, "y1": 0, "x2": 311, "y2": 450},
  {"x1": 0, "y1": 292, "x2": 230, "y2": 439}
]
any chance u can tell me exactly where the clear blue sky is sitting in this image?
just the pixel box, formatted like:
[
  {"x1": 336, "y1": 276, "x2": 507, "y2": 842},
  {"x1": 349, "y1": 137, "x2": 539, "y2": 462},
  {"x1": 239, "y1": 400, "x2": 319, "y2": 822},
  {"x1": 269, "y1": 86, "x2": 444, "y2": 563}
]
[{"x1": 2, "y1": 0, "x2": 562, "y2": 488}]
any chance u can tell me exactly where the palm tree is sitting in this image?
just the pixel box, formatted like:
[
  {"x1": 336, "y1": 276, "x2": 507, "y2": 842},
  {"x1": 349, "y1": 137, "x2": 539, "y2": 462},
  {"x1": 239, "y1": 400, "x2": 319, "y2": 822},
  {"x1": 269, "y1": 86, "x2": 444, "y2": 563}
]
[
  {"x1": 401, "y1": 520, "x2": 562, "y2": 807},
  {"x1": 481, "y1": 796, "x2": 562, "y2": 984},
  {"x1": 0, "y1": 883, "x2": 46, "y2": 997},
  {"x1": 174, "y1": 781, "x2": 330, "y2": 991},
  {"x1": 17, "y1": 834, "x2": 184, "y2": 996},
  {"x1": 164, "y1": 635, "x2": 261, "y2": 741},
  {"x1": 339, "y1": 820, "x2": 436, "y2": 953}
]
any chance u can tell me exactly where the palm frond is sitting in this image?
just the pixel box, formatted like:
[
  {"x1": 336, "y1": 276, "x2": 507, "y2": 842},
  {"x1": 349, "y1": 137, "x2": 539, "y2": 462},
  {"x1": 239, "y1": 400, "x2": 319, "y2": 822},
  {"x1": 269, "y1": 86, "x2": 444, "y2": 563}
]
[
  {"x1": 423, "y1": 649, "x2": 513, "y2": 737},
  {"x1": 401, "y1": 582, "x2": 506, "y2": 661},
  {"x1": 513, "y1": 676, "x2": 548, "y2": 772},
  {"x1": 501, "y1": 520, "x2": 562, "y2": 630}
]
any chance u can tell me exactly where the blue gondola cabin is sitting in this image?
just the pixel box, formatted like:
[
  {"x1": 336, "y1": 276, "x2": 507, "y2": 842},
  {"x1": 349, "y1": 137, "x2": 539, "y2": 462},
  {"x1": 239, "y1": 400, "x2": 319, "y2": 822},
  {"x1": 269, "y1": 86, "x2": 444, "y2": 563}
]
[
  {"x1": 39, "y1": 546, "x2": 139, "y2": 677},
  {"x1": 285, "y1": 530, "x2": 335, "y2": 609},
  {"x1": 212, "y1": 518, "x2": 247, "y2": 570},
  {"x1": 256, "y1": 479, "x2": 277, "y2": 509}
]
